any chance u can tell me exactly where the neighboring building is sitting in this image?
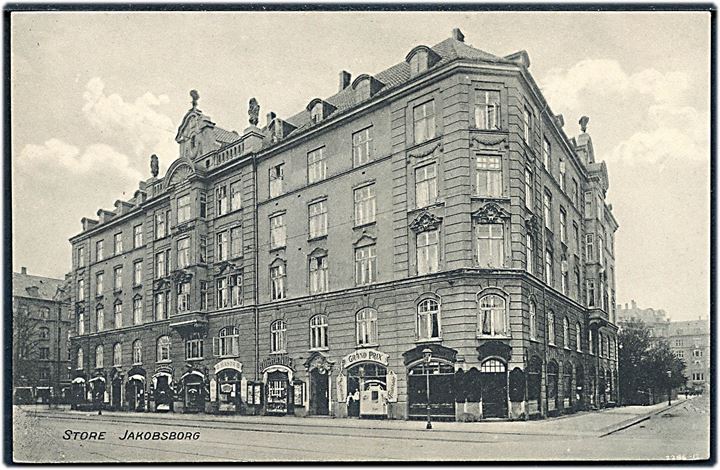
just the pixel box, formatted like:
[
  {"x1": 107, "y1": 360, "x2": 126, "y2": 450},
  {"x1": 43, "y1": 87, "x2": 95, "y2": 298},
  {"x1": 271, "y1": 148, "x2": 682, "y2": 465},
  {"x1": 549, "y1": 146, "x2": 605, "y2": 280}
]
[
  {"x1": 668, "y1": 319, "x2": 710, "y2": 394},
  {"x1": 616, "y1": 300, "x2": 670, "y2": 338},
  {"x1": 12, "y1": 267, "x2": 72, "y2": 403},
  {"x1": 68, "y1": 28, "x2": 619, "y2": 420}
]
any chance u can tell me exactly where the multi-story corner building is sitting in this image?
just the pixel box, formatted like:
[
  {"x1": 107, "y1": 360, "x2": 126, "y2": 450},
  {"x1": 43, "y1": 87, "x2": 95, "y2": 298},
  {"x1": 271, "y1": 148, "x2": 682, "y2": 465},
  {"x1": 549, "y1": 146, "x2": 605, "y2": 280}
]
[
  {"x1": 12, "y1": 267, "x2": 72, "y2": 403},
  {"x1": 667, "y1": 319, "x2": 710, "y2": 394},
  {"x1": 68, "y1": 28, "x2": 619, "y2": 420},
  {"x1": 616, "y1": 300, "x2": 671, "y2": 338}
]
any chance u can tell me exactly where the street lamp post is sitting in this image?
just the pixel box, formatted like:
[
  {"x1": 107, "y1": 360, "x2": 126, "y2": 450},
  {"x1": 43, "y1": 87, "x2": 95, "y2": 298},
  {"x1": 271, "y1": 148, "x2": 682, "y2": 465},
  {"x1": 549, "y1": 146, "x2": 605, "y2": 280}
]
[
  {"x1": 666, "y1": 370, "x2": 672, "y2": 407},
  {"x1": 422, "y1": 348, "x2": 433, "y2": 430}
]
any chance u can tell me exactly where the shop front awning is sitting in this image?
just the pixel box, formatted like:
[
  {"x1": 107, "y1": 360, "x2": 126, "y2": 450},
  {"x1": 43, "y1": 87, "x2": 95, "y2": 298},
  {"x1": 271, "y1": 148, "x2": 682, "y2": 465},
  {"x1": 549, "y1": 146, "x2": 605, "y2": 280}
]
[
  {"x1": 128, "y1": 374, "x2": 146, "y2": 382},
  {"x1": 72, "y1": 377, "x2": 86, "y2": 384}
]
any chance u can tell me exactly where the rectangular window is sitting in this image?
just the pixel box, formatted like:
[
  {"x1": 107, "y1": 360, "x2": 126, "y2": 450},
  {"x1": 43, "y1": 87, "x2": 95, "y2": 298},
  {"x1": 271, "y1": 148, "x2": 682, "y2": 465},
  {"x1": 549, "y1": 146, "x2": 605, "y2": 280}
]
[
  {"x1": 584, "y1": 191, "x2": 593, "y2": 218},
  {"x1": 526, "y1": 234, "x2": 534, "y2": 274},
  {"x1": 96, "y1": 240, "x2": 104, "y2": 261},
  {"x1": 230, "y1": 273, "x2": 243, "y2": 307},
  {"x1": 96, "y1": 307, "x2": 104, "y2": 332},
  {"x1": 39, "y1": 347, "x2": 50, "y2": 360},
  {"x1": 585, "y1": 234, "x2": 595, "y2": 262},
  {"x1": 572, "y1": 179, "x2": 579, "y2": 208},
  {"x1": 133, "y1": 261, "x2": 142, "y2": 285},
  {"x1": 78, "y1": 279, "x2": 85, "y2": 302},
  {"x1": 413, "y1": 100, "x2": 436, "y2": 144},
  {"x1": 114, "y1": 233, "x2": 123, "y2": 255},
  {"x1": 177, "y1": 194, "x2": 191, "y2": 223},
  {"x1": 155, "y1": 292, "x2": 166, "y2": 321},
  {"x1": 415, "y1": 164, "x2": 438, "y2": 208},
  {"x1": 155, "y1": 251, "x2": 167, "y2": 278},
  {"x1": 475, "y1": 90, "x2": 500, "y2": 130},
  {"x1": 199, "y1": 192, "x2": 207, "y2": 218},
  {"x1": 597, "y1": 195, "x2": 604, "y2": 221},
  {"x1": 216, "y1": 277, "x2": 228, "y2": 308},
  {"x1": 417, "y1": 230, "x2": 439, "y2": 275},
  {"x1": 177, "y1": 281, "x2": 190, "y2": 313},
  {"x1": 354, "y1": 184, "x2": 376, "y2": 226},
  {"x1": 113, "y1": 266, "x2": 122, "y2": 291},
  {"x1": 155, "y1": 211, "x2": 166, "y2": 239},
  {"x1": 355, "y1": 245, "x2": 377, "y2": 286},
  {"x1": 545, "y1": 250, "x2": 553, "y2": 286},
  {"x1": 230, "y1": 226, "x2": 243, "y2": 258},
  {"x1": 270, "y1": 264, "x2": 286, "y2": 300},
  {"x1": 307, "y1": 147, "x2": 327, "y2": 184},
  {"x1": 269, "y1": 163, "x2": 284, "y2": 198},
  {"x1": 200, "y1": 281, "x2": 209, "y2": 310},
  {"x1": 586, "y1": 279, "x2": 596, "y2": 307},
  {"x1": 308, "y1": 200, "x2": 327, "y2": 239},
  {"x1": 476, "y1": 155, "x2": 502, "y2": 198},
  {"x1": 560, "y1": 208, "x2": 567, "y2": 244},
  {"x1": 270, "y1": 214, "x2": 286, "y2": 249},
  {"x1": 524, "y1": 169, "x2": 533, "y2": 210},
  {"x1": 561, "y1": 260, "x2": 569, "y2": 295},
  {"x1": 523, "y1": 106, "x2": 532, "y2": 143},
  {"x1": 185, "y1": 338, "x2": 204, "y2": 360},
  {"x1": 78, "y1": 246, "x2": 85, "y2": 268},
  {"x1": 573, "y1": 223, "x2": 580, "y2": 250},
  {"x1": 216, "y1": 186, "x2": 228, "y2": 217},
  {"x1": 133, "y1": 297, "x2": 142, "y2": 325},
  {"x1": 598, "y1": 237, "x2": 605, "y2": 266},
  {"x1": 133, "y1": 225, "x2": 143, "y2": 248},
  {"x1": 177, "y1": 238, "x2": 190, "y2": 268},
  {"x1": 96, "y1": 272, "x2": 104, "y2": 296},
  {"x1": 477, "y1": 224, "x2": 504, "y2": 267},
  {"x1": 543, "y1": 191, "x2": 552, "y2": 230},
  {"x1": 217, "y1": 231, "x2": 228, "y2": 261},
  {"x1": 114, "y1": 302, "x2": 122, "y2": 329},
  {"x1": 199, "y1": 236, "x2": 207, "y2": 264},
  {"x1": 542, "y1": 137, "x2": 551, "y2": 170},
  {"x1": 309, "y1": 255, "x2": 328, "y2": 294},
  {"x1": 352, "y1": 127, "x2": 373, "y2": 166},
  {"x1": 559, "y1": 160, "x2": 566, "y2": 192},
  {"x1": 230, "y1": 181, "x2": 242, "y2": 212}
]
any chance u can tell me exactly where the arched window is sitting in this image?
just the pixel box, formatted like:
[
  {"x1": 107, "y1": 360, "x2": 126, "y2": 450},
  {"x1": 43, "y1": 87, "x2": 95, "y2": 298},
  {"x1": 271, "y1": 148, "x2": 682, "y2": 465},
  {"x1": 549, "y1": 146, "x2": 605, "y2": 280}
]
[
  {"x1": 113, "y1": 342, "x2": 122, "y2": 366},
  {"x1": 132, "y1": 340, "x2": 142, "y2": 364},
  {"x1": 216, "y1": 326, "x2": 239, "y2": 357},
  {"x1": 309, "y1": 315, "x2": 329, "y2": 350},
  {"x1": 563, "y1": 317, "x2": 570, "y2": 347},
  {"x1": 529, "y1": 301, "x2": 537, "y2": 340},
  {"x1": 417, "y1": 299, "x2": 440, "y2": 340},
  {"x1": 356, "y1": 308, "x2": 378, "y2": 346},
  {"x1": 95, "y1": 345, "x2": 104, "y2": 369},
  {"x1": 270, "y1": 320, "x2": 286, "y2": 353},
  {"x1": 576, "y1": 321, "x2": 582, "y2": 351},
  {"x1": 478, "y1": 294, "x2": 507, "y2": 337},
  {"x1": 157, "y1": 336, "x2": 171, "y2": 362},
  {"x1": 547, "y1": 310, "x2": 556, "y2": 345},
  {"x1": 77, "y1": 347, "x2": 84, "y2": 370}
]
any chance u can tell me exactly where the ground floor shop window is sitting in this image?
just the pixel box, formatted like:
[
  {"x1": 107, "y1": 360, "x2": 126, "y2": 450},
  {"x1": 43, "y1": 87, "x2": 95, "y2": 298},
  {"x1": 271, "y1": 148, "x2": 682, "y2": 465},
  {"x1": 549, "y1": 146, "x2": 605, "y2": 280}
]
[
  {"x1": 527, "y1": 357, "x2": 542, "y2": 414},
  {"x1": 217, "y1": 369, "x2": 241, "y2": 412},
  {"x1": 153, "y1": 374, "x2": 173, "y2": 412},
  {"x1": 408, "y1": 360, "x2": 455, "y2": 419},
  {"x1": 127, "y1": 377, "x2": 146, "y2": 411},
  {"x1": 346, "y1": 363, "x2": 387, "y2": 417},
  {"x1": 563, "y1": 364, "x2": 573, "y2": 409},
  {"x1": 182, "y1": 373, "x2": 205, "y2": 413},
  {"x1": 575, "y1": 364, "x2": 585, "y2": 405},
  {"x1": 266, "y1": 371, "x2": 290, "y2": 415}
]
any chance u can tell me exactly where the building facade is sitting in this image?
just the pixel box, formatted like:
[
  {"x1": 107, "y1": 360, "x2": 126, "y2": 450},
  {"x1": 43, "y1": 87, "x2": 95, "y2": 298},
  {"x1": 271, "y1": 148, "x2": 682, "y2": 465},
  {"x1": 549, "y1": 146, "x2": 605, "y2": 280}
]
[
  {"x1": 667, "y1": 319, "x2": 710, "y2": 394},
  {"x1": 616, "y1": 300, "x2": 671, "y2": 338},
  {"x1": 68, "y1": 28, "x2": 619, "y2": 420},
  {"x1": 12, "y1": 267, "x2": 72, "y2": 403}
]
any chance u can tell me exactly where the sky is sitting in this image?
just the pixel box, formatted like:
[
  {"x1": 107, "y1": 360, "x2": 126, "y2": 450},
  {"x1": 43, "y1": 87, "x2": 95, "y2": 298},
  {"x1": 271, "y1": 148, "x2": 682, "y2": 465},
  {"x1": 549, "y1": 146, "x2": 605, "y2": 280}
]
[{"x1": 10, "y1": 11, "x2": 711, "y2": 321}]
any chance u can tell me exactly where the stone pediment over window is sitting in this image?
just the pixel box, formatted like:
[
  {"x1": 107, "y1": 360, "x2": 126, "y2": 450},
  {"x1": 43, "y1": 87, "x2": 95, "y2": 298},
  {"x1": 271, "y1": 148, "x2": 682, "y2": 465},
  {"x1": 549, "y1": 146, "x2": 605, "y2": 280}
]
[
  {"x1": 164, "y1": 160, "x2": 195, "y2": 189},
  {"x1": 472, "y1": 202, "x2": 510, "y2": 223},
  {"x1": 308, "y1": 247, "x2": 328, "y2": 258},
  {"x1": 154, "y1": 278, "x2": 171, "y2": 291},
  {"x1": 215, "y1": 260, "x2": 242, "y2": 275},
  {"x1": 477, "y1": 340, "x2": 512, "y2": 362},
  {"x1": 410, "y1": 210, "x2": 443, "y2": 234},
  {"x1": 304, "y1": 351, "x2": 334, "y2": 374},
  {"x1": 353, "y1": 233, "x2": 377, "y2": 248},
  {"x1": 525, "y1": 214, "x2": 541, "y2": 236}
]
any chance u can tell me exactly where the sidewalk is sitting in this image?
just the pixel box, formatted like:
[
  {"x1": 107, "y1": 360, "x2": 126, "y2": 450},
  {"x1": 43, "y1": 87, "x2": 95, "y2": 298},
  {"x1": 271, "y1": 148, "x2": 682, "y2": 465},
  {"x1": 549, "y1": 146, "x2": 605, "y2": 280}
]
[{"x1": 23, "y1": 397, "x2": 689, "y2": 439}]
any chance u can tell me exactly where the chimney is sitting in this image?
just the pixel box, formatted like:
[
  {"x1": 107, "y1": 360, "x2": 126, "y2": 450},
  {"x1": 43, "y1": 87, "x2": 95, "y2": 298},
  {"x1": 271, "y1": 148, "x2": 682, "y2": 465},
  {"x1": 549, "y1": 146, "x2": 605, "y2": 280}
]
[
  {"x1": 339, "y1": 71, "x2": 351, "y2": 91},
  {"x1": 452, "y1": 28, "x2": 465, "y2": 42},
  {"x1": 625, "y1": 303, "x2": 628, "y2": 310},
  {"x1": 631, "y1": 299, "x2": 637, "y2": 310},
  {"x1": 266, "y1": 112, "x2": 276, "y2": 127},
  {"x1": 21, "y1": 267, "x2": 27, "y2": 275}
]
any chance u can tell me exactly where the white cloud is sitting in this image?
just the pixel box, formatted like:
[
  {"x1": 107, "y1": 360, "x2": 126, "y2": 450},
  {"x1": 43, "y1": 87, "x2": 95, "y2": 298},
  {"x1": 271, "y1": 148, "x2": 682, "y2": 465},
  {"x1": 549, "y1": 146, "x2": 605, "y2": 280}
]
[
  {"x1": 541, "y1": 59, "x2": 689, "y2": 112},
  {"x1": 18, "y1": 138, "x2": 143, "y2": 183},
  {"x1": 82, "y1": 77, "x2": 176, "y2": 159}
]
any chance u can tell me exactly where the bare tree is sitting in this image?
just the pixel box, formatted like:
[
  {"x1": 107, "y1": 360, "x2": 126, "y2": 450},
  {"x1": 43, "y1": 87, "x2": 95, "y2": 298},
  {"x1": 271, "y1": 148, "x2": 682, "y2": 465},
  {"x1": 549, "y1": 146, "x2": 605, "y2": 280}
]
[{"x1": 12, "y1": 301, "x2": 41, "y2": 387}]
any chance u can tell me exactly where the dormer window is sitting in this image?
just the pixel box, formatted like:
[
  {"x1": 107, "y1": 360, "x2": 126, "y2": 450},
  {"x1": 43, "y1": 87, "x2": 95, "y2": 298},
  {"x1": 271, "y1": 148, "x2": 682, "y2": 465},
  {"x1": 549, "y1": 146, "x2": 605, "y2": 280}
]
[
  {"x1": 405, "y1": 46, "x2": 441, "y2": 78},
  {"x1": 356, "y1": 79, "x2": 371, "y2": 102},
  {"x1": 311, "y1": 102, "x2": 323, "y2": 124}
]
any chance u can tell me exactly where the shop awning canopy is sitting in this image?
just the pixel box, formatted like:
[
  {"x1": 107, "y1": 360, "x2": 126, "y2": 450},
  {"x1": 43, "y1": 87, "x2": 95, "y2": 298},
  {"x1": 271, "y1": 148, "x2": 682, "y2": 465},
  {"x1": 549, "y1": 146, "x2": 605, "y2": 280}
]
[
  {"x1": 128, "y1": 374, "x2": 146, "y2": 382},
  {"x1": 88, "y1": 376, "x2": 106, "y2": 383},
  {"x1": 71, "y1": 377, "x2": 86, "y2": 384}
]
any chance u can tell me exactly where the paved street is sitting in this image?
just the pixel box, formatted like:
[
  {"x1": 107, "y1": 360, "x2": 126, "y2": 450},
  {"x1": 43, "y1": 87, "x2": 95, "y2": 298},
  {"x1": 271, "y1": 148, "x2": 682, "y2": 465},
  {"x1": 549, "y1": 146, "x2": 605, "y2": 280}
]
[{"x1": 12, "y1": 395, "x2": 709, "y2": 462}]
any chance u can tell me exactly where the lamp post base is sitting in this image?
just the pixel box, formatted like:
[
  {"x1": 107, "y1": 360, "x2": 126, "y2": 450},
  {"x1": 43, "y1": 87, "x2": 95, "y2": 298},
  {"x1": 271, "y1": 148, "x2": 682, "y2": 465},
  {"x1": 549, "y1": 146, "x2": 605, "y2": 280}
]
[{"x1": 426, "y1": 420, "x2": 432, "y2": 430}]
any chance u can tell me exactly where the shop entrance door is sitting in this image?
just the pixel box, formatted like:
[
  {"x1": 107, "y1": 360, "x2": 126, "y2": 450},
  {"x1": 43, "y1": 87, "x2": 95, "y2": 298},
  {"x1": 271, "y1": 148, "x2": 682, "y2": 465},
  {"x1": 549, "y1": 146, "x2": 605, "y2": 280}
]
[
  {"x1": 266, "y1": 371, "x2": 289, "y2": 415},
  {"x1": 480, "y1": 359, "x2": 508, "y2": 418},
  {"x1": 408, "y1": 361, "x2": 456, "y2": 420},
  {"x1": 347, "y1": 363, "x2": 387, "y2": 418},
  {"x1": 128, "y1": 379, "x2": 145, "y2": 411},
  {"x1": 184, "y1": 376, "x2": 204, "y2": 413},
  {"x1": 111, "y1": 378, "x2": 121, "y2": 409},
  {"x1": 217, "y1": 369, "x2": 241, "y2": 413},
  {"x1": 310, "y1": 369, "x2": 329, "y2": 415}
]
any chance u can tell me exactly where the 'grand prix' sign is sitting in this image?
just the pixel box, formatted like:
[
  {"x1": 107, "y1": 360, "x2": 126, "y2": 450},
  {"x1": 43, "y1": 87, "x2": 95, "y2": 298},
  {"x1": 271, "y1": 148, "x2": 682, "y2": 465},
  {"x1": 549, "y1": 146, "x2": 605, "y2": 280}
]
[{"x1": 341, "y1": 349, "x2": 389, "y2": 369}]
